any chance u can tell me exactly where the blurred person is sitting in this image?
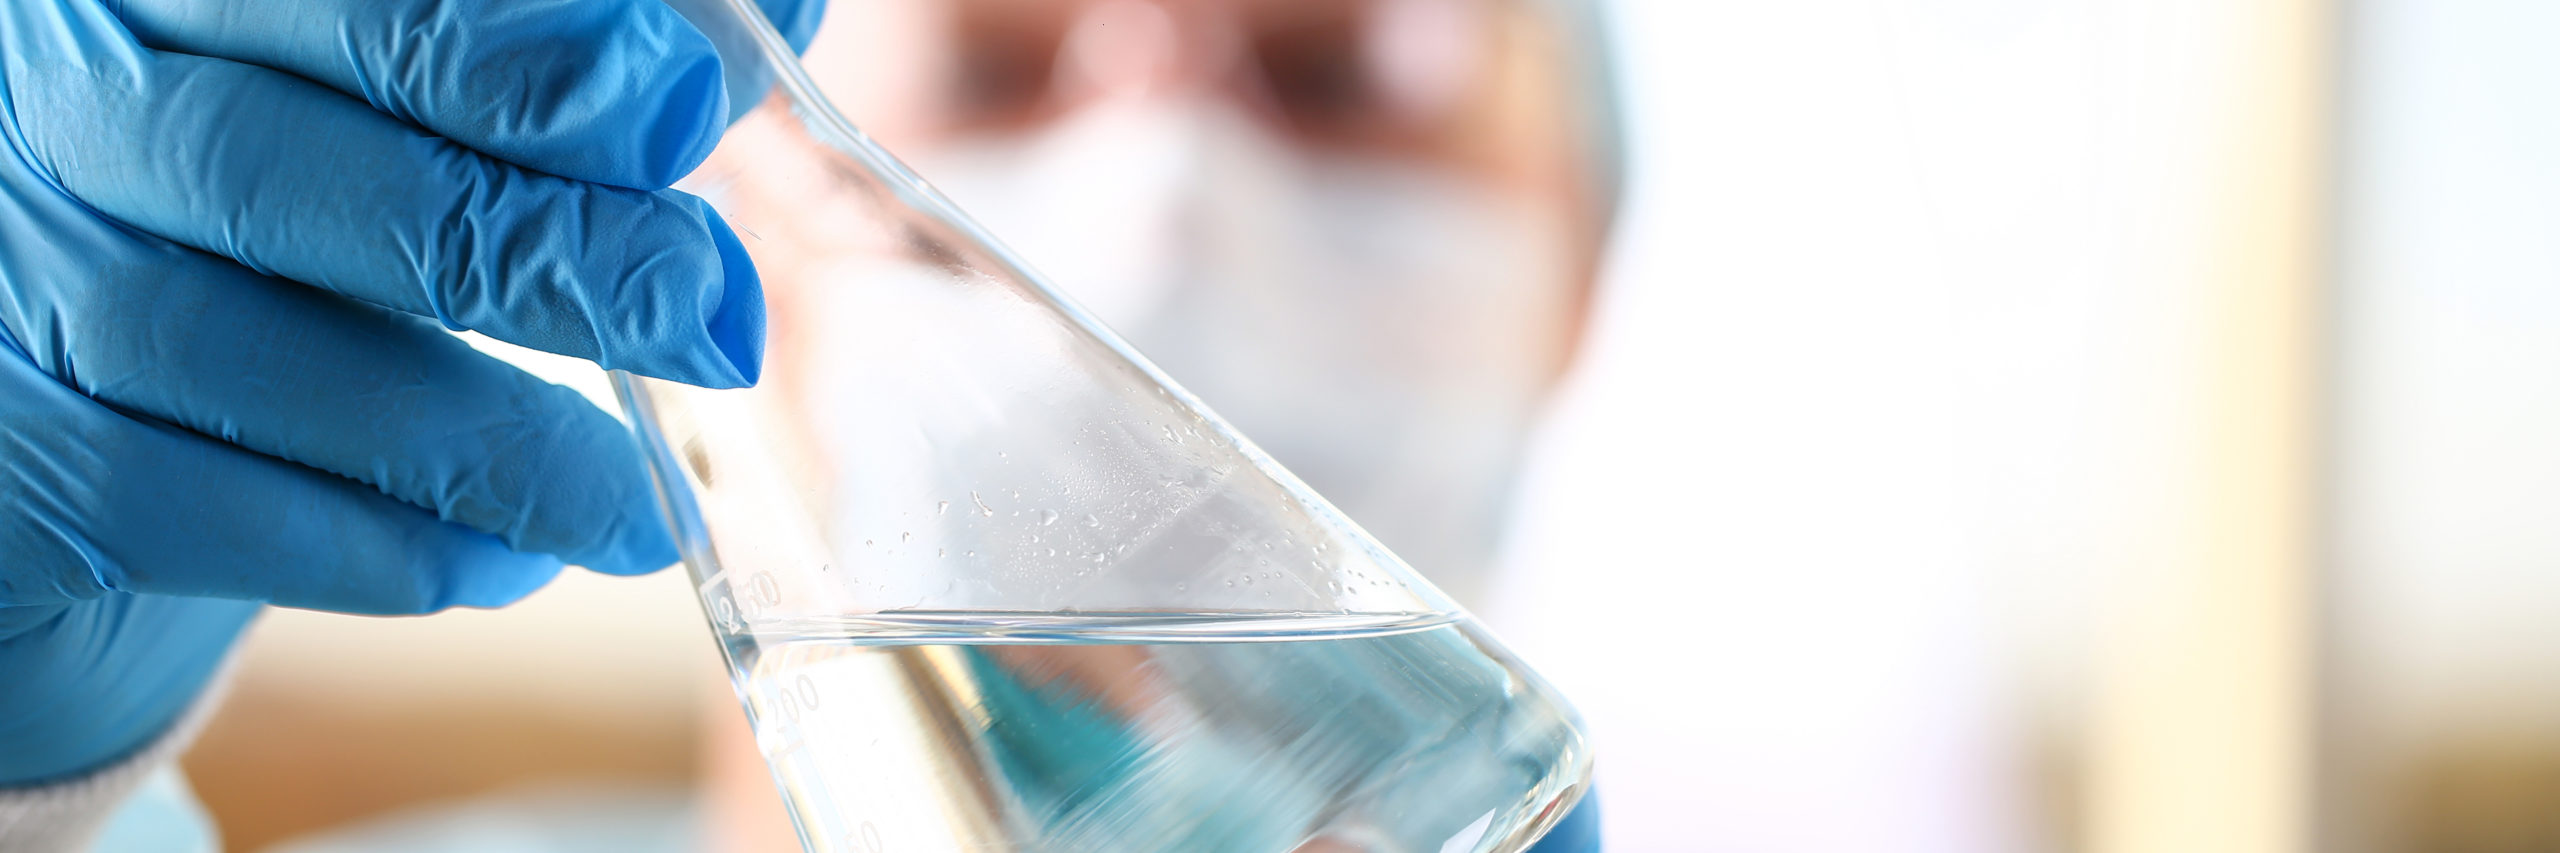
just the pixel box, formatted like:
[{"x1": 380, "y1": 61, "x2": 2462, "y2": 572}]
[
  {"x1": 693, "y1": 0, "x2": 1622, "y2": 850},
  {"x1": 0, "y1": 0, "x2": 1618, "y2": 851},
  {"x1": 813, "y1": 0, "x2": 1622, "y2": 607}
]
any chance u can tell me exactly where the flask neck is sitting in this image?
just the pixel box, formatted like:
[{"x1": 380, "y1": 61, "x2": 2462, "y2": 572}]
[
  {"x1": 663, "y1": 0, "x2": 1028, "y2": 281},
  {"x1": 659, "y1": 0, "x2": 800, "y2": 122}
]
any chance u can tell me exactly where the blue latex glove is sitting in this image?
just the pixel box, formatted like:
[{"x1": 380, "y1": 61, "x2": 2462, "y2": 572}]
[{"x1": 0, "y1": 0, "x2": 818, "y2": 787}]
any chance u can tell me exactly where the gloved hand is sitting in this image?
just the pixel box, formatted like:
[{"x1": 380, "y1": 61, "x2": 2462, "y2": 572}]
[{"x1": 0, "y1": 0, "x2": 818, "y2": 787}]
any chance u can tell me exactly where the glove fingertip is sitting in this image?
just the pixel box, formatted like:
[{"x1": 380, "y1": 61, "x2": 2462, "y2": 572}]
[
  {"x1": 435, "y1": 538, "x2": 566, "y2": 610},
  {"x1": 701, "y1": 205, "x2": 767, "y2": 388},
  {"x1": 575, "y1": 492, "x2": 682, "y2": 577},
  {"x1": 587, "y1": 197, "x2": 761, "y2": 388},
  {"x1": 633, "y1": 44, "x2": 731, "y2": 190},
  {"x1": 765, "y1": 0, "x2": 828, "y2": 54}
]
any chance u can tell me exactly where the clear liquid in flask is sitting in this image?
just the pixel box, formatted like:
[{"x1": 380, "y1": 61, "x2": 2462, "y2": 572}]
[{"x1": 730, "y1": 612, "x2": 1590, "y2": 853}]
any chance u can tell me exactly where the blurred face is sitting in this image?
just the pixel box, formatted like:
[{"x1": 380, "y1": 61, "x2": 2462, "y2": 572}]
[
  {"x1": 709, "y1": 5, "x2": 1613, "y2": 850},
  {"x1": 808, "y1": 0, "x2": 1598, "y2": 211},
  {"x1": 792, "y1": 0, "x2": 1611, "y2": 598}
]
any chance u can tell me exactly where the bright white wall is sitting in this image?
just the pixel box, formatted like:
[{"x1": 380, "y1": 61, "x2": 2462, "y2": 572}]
[{"x1": 1486, "y1": 0, "x2": 2314, "y2": 849}]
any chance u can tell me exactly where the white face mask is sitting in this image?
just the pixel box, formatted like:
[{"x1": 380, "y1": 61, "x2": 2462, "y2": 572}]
[{"x1": 911, "y1": 100, "x2": 1577, "y2": 605}]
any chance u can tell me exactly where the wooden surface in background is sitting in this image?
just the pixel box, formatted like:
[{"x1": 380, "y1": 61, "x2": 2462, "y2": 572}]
[{"x1": 180, "y1": 677, "x2": 699, "y2": 852}]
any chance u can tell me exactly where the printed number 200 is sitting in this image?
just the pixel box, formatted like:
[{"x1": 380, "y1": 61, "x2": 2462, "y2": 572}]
[{"x1": 773, "y1": 673, "x2": 821, "y2": 724}]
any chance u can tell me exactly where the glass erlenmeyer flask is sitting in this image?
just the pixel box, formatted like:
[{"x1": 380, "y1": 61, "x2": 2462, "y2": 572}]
[{"x1": 623, "y1": 2, "x2": 1591, "y2": 851}]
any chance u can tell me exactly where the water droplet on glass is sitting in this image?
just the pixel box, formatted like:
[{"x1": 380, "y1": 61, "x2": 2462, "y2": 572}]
[
  {"x1": 965, "y1": 550, "x2": 976, "y2": 557},
  {"x1": 1038, "y1": 509, "x2": 1060, "y2": 526},
  {"x1": 936, "y1": 500, "x2": 949, "y2": 516},
  {"x1": 971, "y1": 491, "x2": 994, "y2": 517},
  {"x1": 900, "y1": 531, "x2": 911, "y2": 543},
  {"x1": 937, "y1": 548, "x2": 946, "y2": 558},
  {"x1": 1083, "y1": 513, "x2": 1101, "y2": 527}
]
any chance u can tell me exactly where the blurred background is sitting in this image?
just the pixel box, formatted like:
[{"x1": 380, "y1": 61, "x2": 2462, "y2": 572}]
[{"x1": 179, "y1": 0, "x2": 2560, "y2": 851}]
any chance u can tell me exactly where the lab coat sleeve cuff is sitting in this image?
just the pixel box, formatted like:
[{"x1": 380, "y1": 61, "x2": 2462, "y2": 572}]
[{"x1": 0, "y1": 654, "x2": 237, "y2": 852}]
